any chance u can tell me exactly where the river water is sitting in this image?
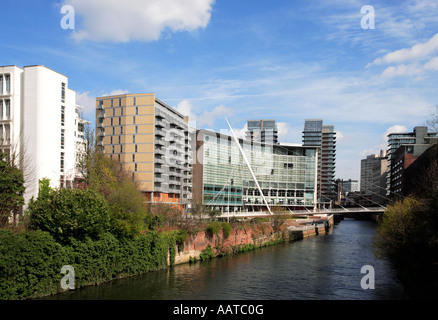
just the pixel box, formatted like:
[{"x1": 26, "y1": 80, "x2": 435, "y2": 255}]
[{"x1": 47, "y1": 219, "x2": 408, "y2": 300}]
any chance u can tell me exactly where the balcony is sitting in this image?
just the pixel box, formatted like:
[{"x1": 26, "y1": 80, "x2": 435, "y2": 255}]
[
  {"x1": 155, "y1": 138, "x2": 166, "y2": 147},
  {"x1": 154, "y1": 176, "x2": 165, "y2": 183},
  {"x1": 155, "y1": 127, "x2": 165, "y2": 137}
]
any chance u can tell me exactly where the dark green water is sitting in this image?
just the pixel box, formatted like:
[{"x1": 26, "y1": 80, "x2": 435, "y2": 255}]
[{"x1": 46, "y1": 219, "x2": 408, "y2": 300}]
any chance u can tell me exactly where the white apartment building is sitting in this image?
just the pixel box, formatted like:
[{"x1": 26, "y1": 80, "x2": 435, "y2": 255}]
[{"x1": 0, "y1": 65, "x2": 88, "y2": 206}]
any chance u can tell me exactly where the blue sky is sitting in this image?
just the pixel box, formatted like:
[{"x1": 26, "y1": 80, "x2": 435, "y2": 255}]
[{"x1": 2, "y1": 0, "x2": 438, "y2": 181}]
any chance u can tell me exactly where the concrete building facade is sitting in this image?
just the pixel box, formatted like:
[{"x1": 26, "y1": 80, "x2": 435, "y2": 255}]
[
  {"x1": 245, "y1": 119, "x2": 279, "y2": 145},
  {"x1": 302, "y1": 119, "x2": 336, "y2": 207},
  {"x1": 95, "y1": 93, "x2": 193, "y2": 210},
  {"x1": 0, "y1": 65, "x2": 87, "y2": 205}
]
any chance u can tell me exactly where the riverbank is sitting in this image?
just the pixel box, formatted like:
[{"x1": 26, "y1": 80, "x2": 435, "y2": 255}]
[
  {"x1": 43, "y1": 218, "x2": 406, "y2": 300},
  {"x1": 173, "y1": 214, "x2": 335, "y2": 265}
]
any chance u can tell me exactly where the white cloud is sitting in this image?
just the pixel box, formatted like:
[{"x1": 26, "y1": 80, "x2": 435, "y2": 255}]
[
  {"x1": 64, "y1": 0, "x2": 214, "y2": 42},
  {"x1": 176, "y1": 100, "x2": 233, "y2": 128},
  {"x1": 370, "y1": 33, "x2": 438, "y2": 66},
  {"x1": 380, "y1": 63, "x2": 423, "y2": 78},
  {"x1": 276, "y1": 122, "x2": 291, "y2": 139},
  {"x1": 424, "y1": 56, "x2": 438, "y2": 70},
  {"x1": 75, "y1": 91, "x2": 95, "y2": 118}
]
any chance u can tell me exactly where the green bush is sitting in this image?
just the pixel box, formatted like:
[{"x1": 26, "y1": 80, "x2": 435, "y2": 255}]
[
  {"x1": 221, "y1": 222, "x2": 231, "y2": 239},
  {"x1": 199, "y1": 245, "x2": 215, "y2": 261},
  {"x1": 206, "y1": 221, "x2": 221, "y2": 238},
  {"x1": 0, "y1": 230, "x2": 178, "y2": 300},
  {"x1": 28, "y1": 187, "x2": 114, "y2": 244},
  {"x1": 0, "y1": 230, "x2": 72, "y2": 300}
]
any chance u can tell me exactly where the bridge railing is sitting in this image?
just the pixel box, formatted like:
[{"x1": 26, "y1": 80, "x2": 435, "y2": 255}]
[{"x1": 215, "y1": 207, "x2": 386, "y2": 218}]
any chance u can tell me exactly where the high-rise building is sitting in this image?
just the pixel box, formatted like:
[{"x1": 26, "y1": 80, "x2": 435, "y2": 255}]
[
  {"x1": 0, "y1": 65, "x2": 88, "y2": 206},
  {"x1": 302, "y1": 119, "x2": 336, "y2": 207},
  {"x1": 386, "y1": 126, "x2": 437, "y2": 197},
  {"x1": 361, "y1": 154, "x2": 380, "y2": 192},
  {"x1": 193, "y1": 129, "x2": 318, "y2": 212},
  {"x1": 246, "y1": 119, "x2": 278, "y2": 145},
  {"x1": 95, "y1": 93, "x2": 193, "y2": 210},
  {"x1": 372, "y1": 151, "x2": 388, "y2": 205}
]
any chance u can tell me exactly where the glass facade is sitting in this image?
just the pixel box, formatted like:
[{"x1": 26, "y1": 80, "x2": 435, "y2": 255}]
[{"x1": 196, "y1": 130, "x2": 317, "y2": 212}]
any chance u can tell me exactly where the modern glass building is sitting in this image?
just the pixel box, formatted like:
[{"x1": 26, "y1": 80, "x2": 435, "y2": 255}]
[
  {"x1": 302, "y1": 119, "x2": 336, "y2": 207},
  {"x1": 193, "y1": 129, "x2": 318, "y2": 213}
]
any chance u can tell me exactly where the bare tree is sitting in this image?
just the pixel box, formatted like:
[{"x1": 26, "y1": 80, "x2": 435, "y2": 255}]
[{"x1": 426, "y1": 105, "x2": 438, "y2": 132}]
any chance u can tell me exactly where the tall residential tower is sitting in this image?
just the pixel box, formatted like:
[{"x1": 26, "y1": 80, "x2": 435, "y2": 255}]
[
  {"x1": 246, "y1": 119, "x2": 278, "y2": 145},
  {"x1": 302, "y1": 119, "x2": 336, "y2": 207},
  {"x1": 95, "y1": 93, "x2": 193, "y2": 210}
]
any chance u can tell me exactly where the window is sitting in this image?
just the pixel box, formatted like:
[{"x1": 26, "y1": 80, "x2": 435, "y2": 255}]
[
  {"x1": 136, "y1": 107, "x2": 138, "y2": 115},
  {"x1": 60, "y1": 152, "x2": 65, "y2": 172},
  {"x1": 133, "y1": 97, "x2": 136, "y2": 106},
  {"x1": 121, "y1": 107, "x2": 123, "y2": 116},
  {"x1": 61, "y1": 106, "x2": 65, "y2": 126},
  {"x1": 112, "y1": 145, "x2": 115, "y2": 153},
  {"x1": 0, "y1": 100, "x2": 3, "y2": 119},
  {"x1": 133, "y1": 116, "x2": 136, "y2": 124},
  {"x1": 120, "y1": 126, "x2": 123, "y2": 134},
  {"x1": 135, "y1": 163, "x2": 138, "y2": 172},
  {"x1": 111, "y1": 118, "x2": 113, "y2": 126},
  {"x1": 135, "y1": 126, "x2": 138, "y2": 134},
  {"x1": 61, "y1": 82, "x2": 65, "y2": 102},
  {"x1": 135, "y1": 145, "x2": 138, "y2": 153},
  {"x1": 0, "y1": 76, "x2": 3, "y2": 95},
  {"x1": 113, "y1": 108, "x2": 115, "y2": 116},
  {"x1": 61, "y1": 129, "x2": 65, "y2": 149},
  {"x1": 5, "y1": 124, "x2": 10, "y2": 145},
  {"x1": 132, "y1": 154, "x2": 135, "y2": 162},
  {"x1": 6, "y1": 75, "x2": 11, "y2": 94},
  {"x1": 111, "y1": 99, "x2": 114, "y2": 107},
  {"x1": 118, "y1": 117, "x2": 121, "y2": 125},
  {"x1": 133, "y1": 135, "x2": 135, "y2": 143},
  {"x1": 119, "y1": 98, "x2": 122, "y2": 106},
  {"x1": 120, "y1": 145, "x2": 123, "y2": 153}
]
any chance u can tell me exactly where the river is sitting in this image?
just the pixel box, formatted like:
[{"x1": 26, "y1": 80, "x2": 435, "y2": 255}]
[{"x1": 46, "y1": 218, "x2": 408, "y2": 300}]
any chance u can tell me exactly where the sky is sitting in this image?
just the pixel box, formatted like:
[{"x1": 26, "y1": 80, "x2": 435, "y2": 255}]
[{"x1": 2, "y1": 0, "x2": 438, "y2": 181}]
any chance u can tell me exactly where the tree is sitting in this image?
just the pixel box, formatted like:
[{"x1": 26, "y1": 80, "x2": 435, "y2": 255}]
[
  {"x1": 86, "y1": 151, "x2": 148, "y2": 237},
  {"x1": 271, "y1": 207, "x2": 290, "y2": 232},
  {"x1": 0, "y1": 153, "x2": 25, "y2": 227},
  {"x1": 27, "y1": 181, "x2": 114, "y2": 244},
  {"x1": 426, "y1": 105, "x2": 438, "y2": 132}
]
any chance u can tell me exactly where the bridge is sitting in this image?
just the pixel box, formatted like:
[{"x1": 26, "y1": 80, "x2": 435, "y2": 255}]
[{"x1": 217, "y1": 206, "x2": 386, "y2": 220}]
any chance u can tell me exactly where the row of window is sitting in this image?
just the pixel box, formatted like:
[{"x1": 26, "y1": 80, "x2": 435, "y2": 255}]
[
  {"x1": 0, "y1": 124, "x2": 11, "y2": 145},
  {"x1": 0, "y1": 99, "x2": 11, "y2": 120},
  {"x1": 0, "y1": 74, "x2": 11, "y2": 95}
]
